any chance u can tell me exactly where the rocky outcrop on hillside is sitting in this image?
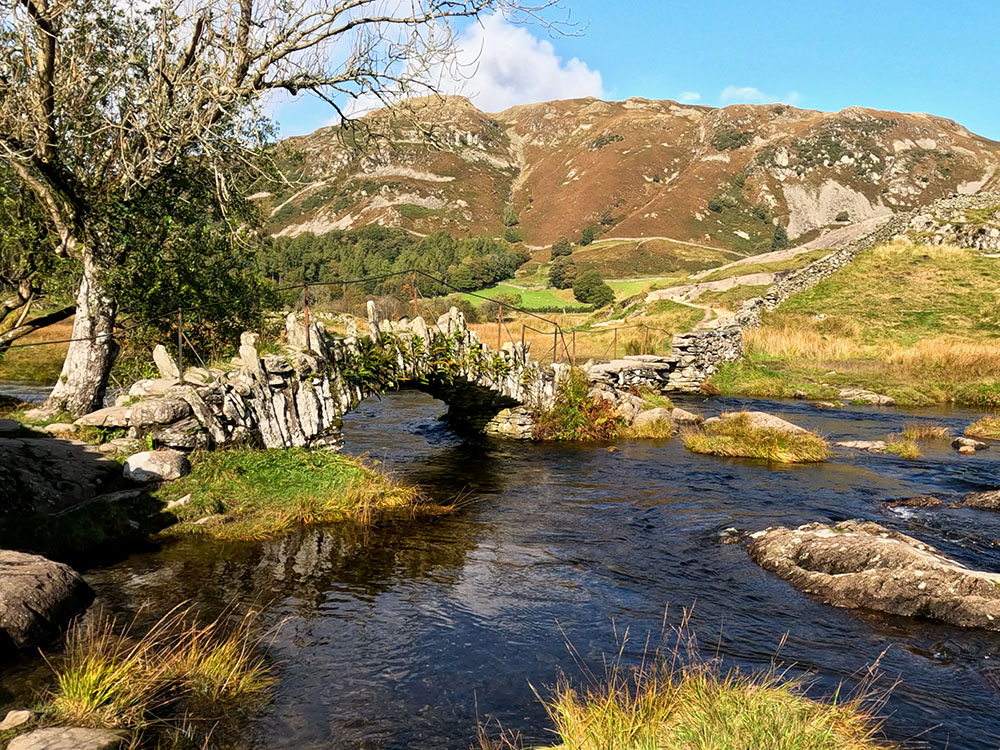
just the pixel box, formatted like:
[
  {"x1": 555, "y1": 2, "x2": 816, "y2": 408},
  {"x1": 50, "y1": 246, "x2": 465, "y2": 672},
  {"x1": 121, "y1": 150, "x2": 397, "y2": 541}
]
[
  {"x1": 268, "y1": 96, "x2": 1000, "y2": 251},
  {"x1": 907, "y1": 198, "x2": 1000, "y2": 250}
]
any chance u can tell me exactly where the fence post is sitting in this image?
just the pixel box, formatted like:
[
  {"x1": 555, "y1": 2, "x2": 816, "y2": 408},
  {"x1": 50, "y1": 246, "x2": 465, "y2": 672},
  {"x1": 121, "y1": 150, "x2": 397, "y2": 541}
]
[
  {"x1": 553, "y1": 327, "x2": 559, "y2": 364},
  {"x1": 497, "y1": 302, "x2": 503, "y2": 350},
  {"x1": 521, "y1": 325, "x2": 525, "y2": 350},
  {"x1": 303, "y1": 283, "x2": 312, "y2": 352},
  {"x1": 412, "y1": 270, "x2": 418, "y2": 319},
  {"x1": 572, "y1": 330, "x2": 576, "y2": 364},
  {"x1": 613, "y1": 328, "x2": 617, "y2": 360},
  {"x1": 176, "y1": 308, "x2": 184, "y2": 381},
  {"x1": 642, "y1": 326, "x2": 649, "y2": 355}
]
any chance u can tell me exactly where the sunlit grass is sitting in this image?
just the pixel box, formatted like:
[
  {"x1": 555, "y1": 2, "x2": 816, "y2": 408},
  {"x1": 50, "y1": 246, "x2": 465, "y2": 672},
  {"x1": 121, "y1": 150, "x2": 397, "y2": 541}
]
[
  {"x1": 683, "y1": 413, "x2": 829, "y2": 463},
  {"x1": 884, "y1": 436, "x2": 921, "y2": 460},
  {"x1": 45, "y1": 605, "x2": 274, "y2": 736},
  {"x1": 901, "y1": 422, "x2": 950, "y2": 442},
  {"x1": 153, "y1": 448, "x2": 447, "y2": 541},
  {"x1": 966, "y1": 415, "x2": 1000, "y2": 440}
]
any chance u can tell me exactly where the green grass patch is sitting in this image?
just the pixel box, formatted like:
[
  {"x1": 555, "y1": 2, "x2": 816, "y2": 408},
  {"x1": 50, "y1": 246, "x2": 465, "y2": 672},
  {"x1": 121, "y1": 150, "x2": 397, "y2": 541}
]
[
  {"x1": 153, "y1": 448, "x2": 442, "y2": 541},
  {"x1": 684, "y1": 413, "x2": 829, "y2": 463},
  {"x1": 901, "y1": 422, "x2": 951, "y2": 441},
  {"x1": 395, "y1": 203, "x2": 437, "y2": 220},
  {"x1": 698, "y1": 283, "x2": 771, "y2": 310},
  {"x1": 461, "y1": 284, "x2": 590, "y2": 311},
  {"x1": 696, "y1": 248, "x2": 832, "y2": 283},
  {"x1": 885, "y1": 436, "x2": 921, "y2": 459}
]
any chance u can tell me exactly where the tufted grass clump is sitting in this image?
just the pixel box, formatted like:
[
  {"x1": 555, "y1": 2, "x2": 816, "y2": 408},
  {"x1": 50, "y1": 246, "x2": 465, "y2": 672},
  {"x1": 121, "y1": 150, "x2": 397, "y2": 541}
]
[
  {"x1": 683, "y1": 413, "x2": 829, "y2": 463},
  {"x1": 479, "y1": 623, "x2": 893, "y2": 750},
  {"x1": 901, "y1": 422, "x2": 950, "y2": 441},
  {"x1": 534, "y1": 369, "x2": 624, "y2": 441},
  {"x1": 966, "y1": 415, "x2": 1000, "y2": 440},
  {"x1": 885, "y1": 436, "x2": 922, "y2": 459},
  {"x1": 154, "y1": 448, "x2": 446, "y2": 541},
  {"x1": 45, "y1": 605, "x2": 274, "y2": 740}
]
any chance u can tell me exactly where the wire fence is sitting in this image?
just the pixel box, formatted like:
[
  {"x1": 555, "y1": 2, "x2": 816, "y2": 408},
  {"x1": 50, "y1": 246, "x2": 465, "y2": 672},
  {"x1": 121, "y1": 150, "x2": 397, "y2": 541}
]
[{"x1": 2, "y1": 267, "x2": 679, "y2": 371}]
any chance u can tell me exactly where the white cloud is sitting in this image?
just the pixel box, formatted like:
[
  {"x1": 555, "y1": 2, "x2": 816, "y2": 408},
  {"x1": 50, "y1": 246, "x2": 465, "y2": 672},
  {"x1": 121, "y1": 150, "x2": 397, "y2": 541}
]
[
  {"x1": 719, "y1": 86, "x2": 801, "y2": 106},
  {"x1": 678, "y1": 91, "x2": 701, "y2": 103},
  {"x1": 429, "y1": 14, "x2": 605, "y2": 112}
]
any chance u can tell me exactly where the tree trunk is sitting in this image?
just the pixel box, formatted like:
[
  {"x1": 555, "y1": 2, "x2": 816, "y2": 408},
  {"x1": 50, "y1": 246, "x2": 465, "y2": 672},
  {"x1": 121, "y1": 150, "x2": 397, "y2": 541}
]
[{"x1": 33, "y1": 254, "x2": 118, "y2": 418}]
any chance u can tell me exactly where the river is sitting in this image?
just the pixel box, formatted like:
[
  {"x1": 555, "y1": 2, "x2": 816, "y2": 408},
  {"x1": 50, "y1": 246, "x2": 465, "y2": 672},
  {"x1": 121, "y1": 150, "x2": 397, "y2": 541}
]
[{"x1": 79, "y1": 392, "x2": 1000, "y2": 749}]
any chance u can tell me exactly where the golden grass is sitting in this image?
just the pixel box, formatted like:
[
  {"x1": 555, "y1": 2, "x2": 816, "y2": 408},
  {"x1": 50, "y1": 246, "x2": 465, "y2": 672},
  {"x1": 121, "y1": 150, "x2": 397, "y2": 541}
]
[
  {"x1": 901, "y1": 421, "x2": 951, "y2": 441},
  {"x1": 45, "y1": 604, "x2": 274, "y2": 735},
  {"x1": 965, "y1": 415, "x2": 1000, "y2": 440},
  {"x1": 0, "y1": 316, "x2": 72, "y2": 383},
  {"x1": 683, "y1": 413, "x2": 829, "y2": 463},
  {"x1": 622, "y1": 418, "x2": 676, "y2": 440},
  {"x1": 480, "y1": 622, "x2": 892, "y2": 750},
  {"x1": 884, "y1": 436, "x2": 922, "y2": 460}
]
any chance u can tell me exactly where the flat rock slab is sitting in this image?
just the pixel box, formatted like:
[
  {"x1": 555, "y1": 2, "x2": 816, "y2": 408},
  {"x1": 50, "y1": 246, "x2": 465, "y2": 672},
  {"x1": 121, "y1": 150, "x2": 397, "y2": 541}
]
[
  {"x1": 123, "y1": 450, "x2": 190, "y2": 483},
  {"x1": 965, "y1": 490, "x2": 1000, "y2": 510},
  {"x1": 8, "y1": 727, "x2": 124, "y2": 750},
  {"x1": 709, "y1": 411, "x2": 807, "y2": 434},
  {"x1": 0, "y1": 550, "x2": 93, "y2": 649},
  {"x1": 74, "y1": 406, "x2": 132, "y2": 428},
  {"x1": 632, "y1": 407, "x2": 673, "y2": 427},
  {"x1": 835, "y1": 440, "x2": 888, "y2": 454},
  {"x1": 748, "y1": 520, "x2": 1000, "y2": 630},
  {"x1": 839, "y1": 388, "x2": 896, "y2": 407},
  {"x1": 0, "y1": 437, "x2": 120, "y2": 515}
]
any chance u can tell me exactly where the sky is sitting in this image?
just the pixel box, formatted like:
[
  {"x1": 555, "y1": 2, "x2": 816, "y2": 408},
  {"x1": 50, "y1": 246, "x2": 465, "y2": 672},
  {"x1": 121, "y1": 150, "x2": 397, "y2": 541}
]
[{"x1": 273, "y1": 0, "x2": 1000, "y2": 141}]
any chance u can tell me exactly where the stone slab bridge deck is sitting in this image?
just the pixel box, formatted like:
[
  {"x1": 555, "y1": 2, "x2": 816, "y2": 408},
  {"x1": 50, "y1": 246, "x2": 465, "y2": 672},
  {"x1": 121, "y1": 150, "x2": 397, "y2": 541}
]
[{"x1": 78, "y1": 302, "x2": 741, "y2": 448}]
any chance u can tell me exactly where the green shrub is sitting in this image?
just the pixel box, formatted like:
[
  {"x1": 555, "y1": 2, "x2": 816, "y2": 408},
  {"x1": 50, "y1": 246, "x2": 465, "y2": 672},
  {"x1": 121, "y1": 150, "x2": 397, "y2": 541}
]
[
  {"x1": 551, "y1": 236, "x2": 573, "y2": 259},
  {"x1": 580, "y1": 226, "x2": 595, "y2": 246},
  {"x1": 573, "y1": 269, "x2": 615, "y2": 308},
  {"x1": 549, "y1": 256, "x2": 577, "y2": 289},
  {"x1": 835, "y1": 210, "x2": 850, "y2": 222},
  {"x1": 771, "y1": 225, "x2": 789, "y2": 250},
  {"x1": 707, "y1": 197, "x2": 725, "y2": 213},
  {"x1": 711, "y1": 129, "x2": 752, "y2": 151},
  {"x1": 503, "y1": 227, "x2": 521, "y2": 243}
]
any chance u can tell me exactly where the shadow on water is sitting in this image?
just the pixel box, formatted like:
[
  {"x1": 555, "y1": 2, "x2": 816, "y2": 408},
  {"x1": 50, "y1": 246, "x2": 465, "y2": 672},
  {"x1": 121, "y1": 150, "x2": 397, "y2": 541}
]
[{"x1": 68, "y1": 392, "x2": 1000, "y2": 749}]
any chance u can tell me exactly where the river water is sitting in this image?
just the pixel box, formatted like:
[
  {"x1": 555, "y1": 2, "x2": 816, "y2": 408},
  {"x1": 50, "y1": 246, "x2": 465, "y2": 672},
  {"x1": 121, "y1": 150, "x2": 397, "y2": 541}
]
[{"x1": 81, "y1": 392, "x2": 1000, "y2": 749}]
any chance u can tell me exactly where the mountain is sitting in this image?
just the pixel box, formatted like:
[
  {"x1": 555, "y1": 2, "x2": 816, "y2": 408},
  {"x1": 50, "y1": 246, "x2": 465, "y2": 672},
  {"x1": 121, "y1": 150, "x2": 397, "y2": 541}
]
[{"x1": 265, "y1": 95, "x2": 1000, "y2": 254}]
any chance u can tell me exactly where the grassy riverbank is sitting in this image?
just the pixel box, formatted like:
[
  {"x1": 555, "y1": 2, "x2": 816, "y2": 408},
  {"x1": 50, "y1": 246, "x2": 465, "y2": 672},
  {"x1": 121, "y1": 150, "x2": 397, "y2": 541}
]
[
  {"x1": 707, "y1": 241, "x2": 1000, "y2": 407},
  {"x1": 155, "y1": 448, "x2": 446, "y2": 541}
]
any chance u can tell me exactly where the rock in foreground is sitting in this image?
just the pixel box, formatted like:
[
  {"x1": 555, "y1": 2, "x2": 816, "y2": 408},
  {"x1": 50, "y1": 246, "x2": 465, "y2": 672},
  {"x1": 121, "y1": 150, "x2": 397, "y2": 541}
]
[
  {"x1": 0, "y1": 550, "x2": 93, "y2": 650},
  {"x1": 705, "y1": 411, "x2": 807, "y2": 435},
  {"x1": 123, "y1": 450, "x2": 191, "y2": 483},
  {"x1": 8, "y1": 727, "x2": 124, "y2": 750},
  {"x1": 748, "y1": 521, "x2": 1000, "y2": 630}
]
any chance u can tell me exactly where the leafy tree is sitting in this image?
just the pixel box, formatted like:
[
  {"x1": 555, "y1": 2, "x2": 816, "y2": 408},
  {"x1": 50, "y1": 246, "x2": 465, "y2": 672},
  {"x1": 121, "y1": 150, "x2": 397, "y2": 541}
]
[
  {"x1": 548, "y1": 257, "x2": 577, "y2": 289},
  {"x1": 772, "y1": 224, "x2": 789, "y2": 250},
  {"x1": 0, "y1": 0, "x2": 560, "y2": 417},
  {"x1": 573, "y1": 269, "x2": 615, "y2": 308},
  {"x1": 550, "y1": 236, "x2": 573, "y2": 260},
  {"x1": 580, "y1": 226, "x2": 596, "y2": 246}
]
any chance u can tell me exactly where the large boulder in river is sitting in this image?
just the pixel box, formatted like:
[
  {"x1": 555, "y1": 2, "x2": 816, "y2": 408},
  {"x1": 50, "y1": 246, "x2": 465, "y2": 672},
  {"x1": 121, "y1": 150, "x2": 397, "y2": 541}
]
[
  {"x1": 748, "y1": 521, "x2": 1000, "y2": 630},
  {"x1": 123, "y1": 450, "x2": 190, "y2": 483},
  {"x1": 9, "y1": 727, "x2": 124, "y2": 750},
  {"x1": 964, "y1": 490, "x2": 1000, "y2": 510},
  {"x1": 0, "y1": 550, "x2": 93, "y2": 650}
]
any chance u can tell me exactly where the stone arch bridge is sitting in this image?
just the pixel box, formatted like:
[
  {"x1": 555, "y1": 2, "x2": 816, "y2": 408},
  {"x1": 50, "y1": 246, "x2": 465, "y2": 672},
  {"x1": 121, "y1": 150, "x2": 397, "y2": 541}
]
[{"x1": 78, "y1": 301, "x2": 742, "y2": 447}]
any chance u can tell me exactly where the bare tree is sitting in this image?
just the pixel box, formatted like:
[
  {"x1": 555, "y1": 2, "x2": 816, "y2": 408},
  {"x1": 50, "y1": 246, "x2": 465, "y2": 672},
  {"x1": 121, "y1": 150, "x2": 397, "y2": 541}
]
[{"x1": 0, "y1": 0, "x2": 562, "y2": 416}]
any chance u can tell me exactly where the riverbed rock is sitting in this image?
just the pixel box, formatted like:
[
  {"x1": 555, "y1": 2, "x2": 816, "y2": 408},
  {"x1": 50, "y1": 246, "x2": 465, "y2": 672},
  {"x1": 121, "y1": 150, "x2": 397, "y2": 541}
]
[
  {"x1": 0, "y1": 709, "x2": 34, "y2": 730},
  {"x1": 959, "y1": 445, "x2": 977, "y2": 455},
  {"x1": 632, "y1": 407, "x2": 673, "y2": 428},
  {"x1": 123, "y1": 450, "x2": 190, "y2": 483},
  {"x1": 74, "y1": 405, "x2": 131, "y2": 428},
  {"x1": 483, "y1": 407, "x2": 534, "y2": 440},
  {"x1": 0, "y1": 550, "x2": 93, "y2": 650},
  {"x1": 8, "y1": 727, "x2": 124, "y2": 750},
  {"x1": 885, "y1": 496, "x2": 943, "y2": 508},
  {"x1": 838, "y1": 388, "x2": 896, "y2": 407},
  {"x1": 748, "y1": 520, "x2": 1000, "y2": 630},
  {"x1": 835, "y1": 440, "x2": 888, "y2": 454},
  {"x1": 964, "y1": 490, "x2": 1000, "y2": 510},
  {"x1": 0, "y1": 437, "x2": 120, "y2": 515},
  {"x1": 128, "y1": 399, "x2": 191, "y2": 428},
  {"x1": 953, "y1": 437, "x2": 988, "y2": 452},
  {"x1": 707, "y1": 411, "x2": 807, "y2": 434},
  {"x1": 0, "y1": 419, "x2": 20, "y2": 436},
  {"x1": 670, "y1": 407, "x2": 702, "y2": 424},
  {"x1": 41, "y1": 423, "x2": 77, "y2": 436},
  {"x1": 153, "y1": 344, "x2": 179, "y2": 380}
]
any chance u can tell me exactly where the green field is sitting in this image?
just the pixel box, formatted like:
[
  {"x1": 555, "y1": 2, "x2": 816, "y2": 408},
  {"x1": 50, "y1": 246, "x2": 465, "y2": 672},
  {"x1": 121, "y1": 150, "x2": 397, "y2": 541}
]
[{"x1": 459, "y1": 283, "x2": 591, "y2": 310}]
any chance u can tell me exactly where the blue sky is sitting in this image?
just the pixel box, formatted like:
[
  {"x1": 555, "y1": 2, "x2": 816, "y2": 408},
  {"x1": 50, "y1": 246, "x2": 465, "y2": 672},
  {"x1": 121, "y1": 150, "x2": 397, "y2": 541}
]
[{"x1": 275, "y1": 0, "x2": 1000, "y2": 141}]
